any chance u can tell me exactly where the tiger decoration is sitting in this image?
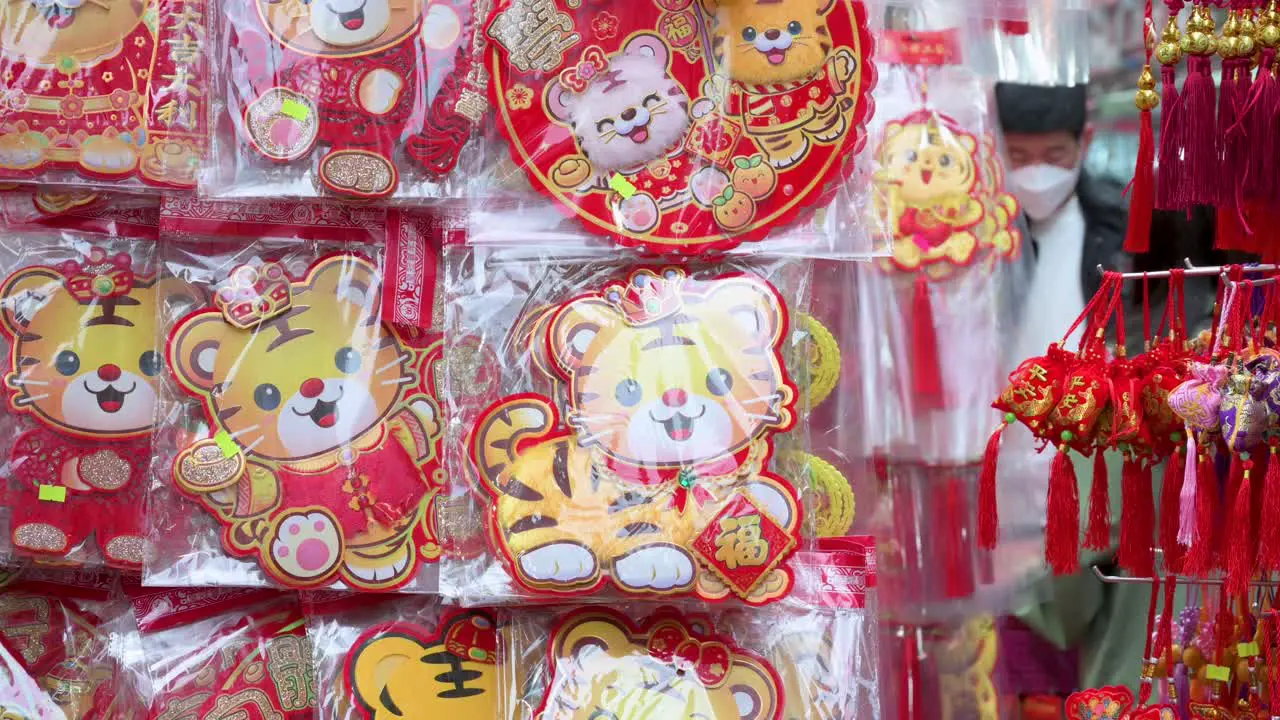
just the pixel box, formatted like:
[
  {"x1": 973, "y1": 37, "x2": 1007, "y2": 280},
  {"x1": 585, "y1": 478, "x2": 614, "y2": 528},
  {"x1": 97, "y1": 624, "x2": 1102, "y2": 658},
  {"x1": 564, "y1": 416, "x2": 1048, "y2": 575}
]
[
  {"x1": 469, "y1": 267, "x2": 801, "y2": 603},
  {"x1": 699, "y1": 0, "x2": 861, "y2": 169},
  {"x1": 535, "y1": 609, "x2": 782, "y2": 720},
  {"x1": 345, "y1": 611, "x2": 498, "y2": 720},
  {"x1": 873, "y1": 111, "x2": 1021, "y2": 275},
  {"x1": 168, "y1": 254, "x2": 445, "y2": 591},
  {"x1": 0, "y1": 249, "x2": 195, "y2": 568}
]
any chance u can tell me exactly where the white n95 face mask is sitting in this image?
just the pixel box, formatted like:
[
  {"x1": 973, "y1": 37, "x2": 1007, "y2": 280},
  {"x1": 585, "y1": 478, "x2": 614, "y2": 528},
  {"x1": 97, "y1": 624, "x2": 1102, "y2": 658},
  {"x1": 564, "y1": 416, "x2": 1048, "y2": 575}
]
[{"x1": 1008, "y1": 163, "x2": 1080, "y2": 221}]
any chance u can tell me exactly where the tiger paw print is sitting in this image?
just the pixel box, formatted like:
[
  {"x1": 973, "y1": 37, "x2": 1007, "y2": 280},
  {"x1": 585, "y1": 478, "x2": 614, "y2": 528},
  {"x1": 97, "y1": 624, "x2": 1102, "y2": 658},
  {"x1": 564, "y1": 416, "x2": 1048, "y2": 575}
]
[{"x1": 269, "y1": 510, "x2": 343, "y2": 583}]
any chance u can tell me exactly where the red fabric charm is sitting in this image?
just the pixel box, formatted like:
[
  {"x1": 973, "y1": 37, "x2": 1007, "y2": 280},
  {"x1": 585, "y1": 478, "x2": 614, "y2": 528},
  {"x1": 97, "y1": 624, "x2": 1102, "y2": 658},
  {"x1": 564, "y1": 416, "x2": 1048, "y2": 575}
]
[{"x1": 993, "y1": 348, "x2": 1073, "y2": 443}]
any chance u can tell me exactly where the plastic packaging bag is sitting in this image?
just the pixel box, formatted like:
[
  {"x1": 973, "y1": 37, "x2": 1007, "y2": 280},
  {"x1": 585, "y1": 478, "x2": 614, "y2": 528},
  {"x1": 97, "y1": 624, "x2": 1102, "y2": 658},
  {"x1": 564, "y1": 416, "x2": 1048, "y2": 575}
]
[
  {"x1": 500, "y1": 540, "x2": 880, "y2": 720},
  {"x1": 0, "y1": 568, "x2": 149, "y2": 718},
  {"x1": 470, "y1": 0, "x2": 878, "y2": 256},
  {"x1": 303, "y1": 593, "x2": 499, "y2": 719},
  {"x1": 133, "y1": 587, "x2": 316, "y2": 718},
  {"x1": 0, "y1": 189, "x2": 159, "y2": 230},
  {"x1": 201, "y1": 0, "x2": 485, "y2": 200},
  {"x1": 440, "y1": 242, "x2": 825, "y2": 606},
  {"x1": 0, "y1": 0, "x2": 210, "y2": 190},
  {"x1": 0, "y1": 210, "x2": 175, "y2": 570},
  {"x1": 147, "y1": 199, "x2": 448, "y2": 592}
]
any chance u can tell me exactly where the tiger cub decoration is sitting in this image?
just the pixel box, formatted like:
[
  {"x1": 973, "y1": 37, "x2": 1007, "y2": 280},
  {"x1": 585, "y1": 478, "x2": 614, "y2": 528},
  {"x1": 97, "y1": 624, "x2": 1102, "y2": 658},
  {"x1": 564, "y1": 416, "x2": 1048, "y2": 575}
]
[
  {"x1": 0, "y1": 249, "x2": 194, "y2": 568},
  {"x1": 700, "y1": 0, "x2": 862, "y2": 169},
  {"x1": 534, "y1": 608, "x2": 782, "y2": 720},
  {"x1": 168, "y1": 254, "x2": 445, "y2": 591},
  {"x1": 469, "y1": 267, "x2": 801, "y2": 604}
]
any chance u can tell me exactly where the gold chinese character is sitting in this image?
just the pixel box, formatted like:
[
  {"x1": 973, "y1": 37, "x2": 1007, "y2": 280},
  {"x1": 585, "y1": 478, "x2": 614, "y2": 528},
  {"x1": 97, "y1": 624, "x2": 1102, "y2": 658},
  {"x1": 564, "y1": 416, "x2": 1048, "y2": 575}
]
[
  {"x1": 714, "y1": 515, "x2": 769, "y2": 570},
  {"x1": 668, "y1": 16, "x2": 694, "y2": 41},
  {"x1": 159, "y1": 65, "x2": 203, "y2": 98},
  {"x1": 1026, "y1": 364, "x2": 1048, "y2": 381},
  {"x1": 1069, "y1": 376, "x2": 1086, "y2": 388},
  {"x1": 156, "y1": 99, "x2": 199, "y2": 128},
  {"x1": 167, "y1": 34, "x2": 203, "y2": 64},
  {"x1": 1058, "y1": 394, "x2": 1079, "y2": 409},
  {"x1": 168, "y1": 3, "x2": 205, "y2": 36},
  {"x1": 487, "y1": 0, "x2": 581, "y2": 73}
]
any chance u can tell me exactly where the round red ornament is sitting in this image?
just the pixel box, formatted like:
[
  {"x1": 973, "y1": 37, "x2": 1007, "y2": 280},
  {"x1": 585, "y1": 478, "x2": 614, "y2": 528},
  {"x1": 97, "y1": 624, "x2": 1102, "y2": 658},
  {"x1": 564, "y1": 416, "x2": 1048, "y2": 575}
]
[{"x1": 485, "y1": 0, "x2": 876, "y2": 254}]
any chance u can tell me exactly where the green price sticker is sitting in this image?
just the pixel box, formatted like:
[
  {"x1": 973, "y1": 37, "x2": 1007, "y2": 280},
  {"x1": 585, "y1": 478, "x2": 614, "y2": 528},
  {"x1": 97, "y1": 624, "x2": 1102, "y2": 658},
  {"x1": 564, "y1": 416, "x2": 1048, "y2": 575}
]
[
  {"x1": 608, "y1": 174, "x2": 637, "y2": 199},
  {"x1": 214, "y1": 431, "x2": 239, "y2": 458},
  {"x1": 38, "y1": 484, "x2": 66, "y2": 503},
  {"x1": 1239, "y1": 642, "x2": 1260, "y2": 658},
  {"x1": 1205, "y1": 664, "x2": 1231, "y2": 682},
  {"x1": 280, "y1": 99, "x2": 310, "y2": 121}
]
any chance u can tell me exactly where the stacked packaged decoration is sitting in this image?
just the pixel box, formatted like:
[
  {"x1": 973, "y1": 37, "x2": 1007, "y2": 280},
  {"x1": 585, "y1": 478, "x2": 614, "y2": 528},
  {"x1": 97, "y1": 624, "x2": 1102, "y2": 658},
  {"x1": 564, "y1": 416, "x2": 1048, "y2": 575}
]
[{"x1": 0, "y1": 0, "x2": 896, "y2": 717}]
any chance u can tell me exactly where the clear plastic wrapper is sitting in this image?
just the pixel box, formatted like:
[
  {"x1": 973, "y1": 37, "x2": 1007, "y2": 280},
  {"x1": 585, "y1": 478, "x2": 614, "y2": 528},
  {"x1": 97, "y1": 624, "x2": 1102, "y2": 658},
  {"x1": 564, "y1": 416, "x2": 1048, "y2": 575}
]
[
  {"x1": 0, "y1": 568, "x2": 149, "y2": 718},
  {"x1": 469, "y1": 0, "x2": 879, "y2": 256},
  {"x1": 0, "y1": 0, "x2": 210, "y2": 190},
  {"x1": 0, "y1": 189, "x2": 159, "y2": 230},
  {"x1": 500, "y1": 544, "x2": 880, "y2": 720},
  {"x1": 201, "y1": 0, "x2": 485, "y2": 200},
  {"x1": 440, "y1": 242, "x2": 837, "y2": 606},
  {"x1": 0, "y1": 211, "x2": 175, "y2": 571},
  {"x1": 132, "y1": 586, "x2": 316, "y2": 718},
  {"x1": 147, "y1": 199, "x2": 448, "y2": 592},
  {"x1": 303, "y1": 592, "x2": 500, "y2": 719}
]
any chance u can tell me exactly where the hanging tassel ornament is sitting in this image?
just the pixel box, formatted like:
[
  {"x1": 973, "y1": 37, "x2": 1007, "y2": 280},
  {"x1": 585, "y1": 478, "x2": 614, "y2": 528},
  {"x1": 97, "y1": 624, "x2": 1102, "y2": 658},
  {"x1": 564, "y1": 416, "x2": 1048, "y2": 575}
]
[
  {"x1": 1184, "y1": 447, "x2": 1220, "y2": 576},
  {"x1": 1226, "y1": 453, "x2": 1256, "y2": 598},
  {"x1": 1126, "y1": 2, "x2": 1160, "y2": 251},
  {"x1": 1160, "y1": 439, "x2": 1187, "y2": 571},
  {"x1": 1216, "y1": 10, "x2": 1252, "y2": 250},
  {"x1": 1085, "y1": 448, "x2": 1112, "y2": 551},
  {"x1": 909, "y1": 275, "x2": 945, "y2": 411},
  {"x1": 977, "y1": 412, "x2": 1014, "y2": 550},
  {"x1": 1260, "y1": 440, "x2": 1280, "y2": 570},
  {"x1": 1257, "y1": 3, "x2": 1280, "y2": 206},
  {"x1": 1046, "y1": 438, "x2": 1081, "y2": 575},
  {"x1": 1119, "y1": 453, "x2": 1156, "y2": 576},
  {"x1": 1179, "y1": 3, "x2": 1220, "y2": 208},
  {"x1": 1156, "y1": 5, "x2": 1186, "y2": 209}
]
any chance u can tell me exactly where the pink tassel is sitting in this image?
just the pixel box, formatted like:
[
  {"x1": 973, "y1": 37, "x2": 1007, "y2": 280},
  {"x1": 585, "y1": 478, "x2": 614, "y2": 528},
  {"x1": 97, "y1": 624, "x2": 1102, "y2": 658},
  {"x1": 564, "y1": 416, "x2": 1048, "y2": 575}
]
[{"x1": 1178, "y1": 433, "x2": 1198, "y2": 546}]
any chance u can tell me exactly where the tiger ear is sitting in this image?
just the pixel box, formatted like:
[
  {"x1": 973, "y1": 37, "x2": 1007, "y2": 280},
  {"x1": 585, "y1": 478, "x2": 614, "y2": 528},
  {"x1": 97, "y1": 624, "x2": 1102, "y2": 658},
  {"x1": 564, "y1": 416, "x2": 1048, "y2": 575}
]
[
  {"x1": 554, "y1": 615, "x2": 634, "y2": 665},
  {"x1": 0, "y1": 267, "x2": 63, "y2": 337},
  {"x1": 304, "y1": 255, "x2": 383, "y2": 324},
  {"x1": 549, "y1": 298, "x2": 618, "y2": 372},
  {"x1": 349, "y1": 631, "x2": 432, "y2": 711},
  {"x1": 169, "y1": 312, "x2": 231, "y2": 394},
  {"x1": 818, "y1": 0, "x2": 837, "y2": 15},
  {"x1": 702, "y1": 277, "x2": 784, "y2": 347},
  {"x1": 725, "y1": 660, "x2": 781, "y2": 720}
]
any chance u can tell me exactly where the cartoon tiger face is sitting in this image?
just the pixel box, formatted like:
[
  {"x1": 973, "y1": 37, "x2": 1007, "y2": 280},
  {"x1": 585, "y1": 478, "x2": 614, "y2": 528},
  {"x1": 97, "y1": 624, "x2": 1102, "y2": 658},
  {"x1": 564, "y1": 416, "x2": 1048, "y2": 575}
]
[
  {"x1": 0, "y1": 0, "x2": 146, "y2": 66},
  {"x1": 702, "y1": 0, "x2": 837, "y2": 86},
  {"x1": 542, "y1": 612, "x2": 780, "y2": 720},
  {"x1": 877, "y1": 116, "x2": 979, "y2": 207},
  {"x1": 549, "y1": 269, "x2": 794, "y2": 468},
  {"x1": 347, "y1": 613, "x2": 498, "y2": 720},
  {"x1": 257, "y1": 0, "x2": 421, "y2": 56},
  {"x1": 0, "y1": 265, "x2": 192, "y2": 439},
  {"x1": 547, "y1": 35, "x2": 692, "y2": 175},
  {"x1": 169, "y1": 256, "x2": 416, "y2": 463}
]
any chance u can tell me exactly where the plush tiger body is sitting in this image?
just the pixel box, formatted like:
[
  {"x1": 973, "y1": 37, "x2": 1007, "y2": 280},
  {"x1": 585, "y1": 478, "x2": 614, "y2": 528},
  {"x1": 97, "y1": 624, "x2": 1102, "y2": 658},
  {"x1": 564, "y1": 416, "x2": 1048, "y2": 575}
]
[
  {"x1": 0, "y1": 255, "x2": 190, "y2": 567},
  {"x1": 701, "y1": 0, "x2": 859, "y2": 169},
  {"x1": 170, "y1": 255, "x2": 444, "y2": 591},
  {"x1": 470, "y1": 268, "x2": 800, "y2": 600}
]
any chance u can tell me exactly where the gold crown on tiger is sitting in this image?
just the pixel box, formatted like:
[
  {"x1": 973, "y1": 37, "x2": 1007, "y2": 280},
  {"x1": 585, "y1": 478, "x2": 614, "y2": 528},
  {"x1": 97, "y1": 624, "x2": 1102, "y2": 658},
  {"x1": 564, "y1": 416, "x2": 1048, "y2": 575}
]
[
  {"x1": 215, "y1": 261, "x2": 292, "y2": 329},
  {"x1": 604, "y1": 268, "x2": 686, "y2": 326},
  {"x1": 55, "y1": 247, "x2": 134, "y2": 304}
]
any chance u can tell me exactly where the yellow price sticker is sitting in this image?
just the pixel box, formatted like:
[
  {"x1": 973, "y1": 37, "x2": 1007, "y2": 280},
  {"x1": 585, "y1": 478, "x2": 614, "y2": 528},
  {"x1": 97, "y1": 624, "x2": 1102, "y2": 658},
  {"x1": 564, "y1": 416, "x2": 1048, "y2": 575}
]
[
  {"x1": 608, "y1": 174, "x2": 638, "y2": 199},
  {"x1": 214, "y1": 431, "x2": 239, "y2": 458},
  {"x1": 38, "y1": 484, "x2": 66, "y2": 503},
  {"x1": 1205, "y1": 664, "x2": 1231, "y2": 682},
  {"x1": 280, "y1": 99, "x2": 310, "y2": 121}
]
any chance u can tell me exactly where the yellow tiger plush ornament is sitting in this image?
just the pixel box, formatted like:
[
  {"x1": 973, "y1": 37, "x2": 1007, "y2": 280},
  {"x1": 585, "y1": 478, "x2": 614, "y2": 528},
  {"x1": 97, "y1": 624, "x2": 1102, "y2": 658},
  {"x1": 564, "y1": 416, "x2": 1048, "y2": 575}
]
[
  {"x1": 169, "y1": 255, "x2": 444, "y2": 591},
  {"x1": 536, "y1": 609, "x2": 781, "y2": 720},
  {"x1": 470, "y1": 268, "x2": 801, "y2": 603}
]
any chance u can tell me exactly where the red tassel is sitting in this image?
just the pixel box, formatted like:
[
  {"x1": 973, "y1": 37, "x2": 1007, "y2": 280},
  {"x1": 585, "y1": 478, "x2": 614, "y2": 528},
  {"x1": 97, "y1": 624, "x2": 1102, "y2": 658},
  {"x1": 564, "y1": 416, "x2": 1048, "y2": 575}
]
[
  {"x1": 1119, "y1": 455, "x2": 1155, "y2": 576},
  {"x1": 1045, "y1": 446, "x2": 1080, "y2": 575},
  {"x1": 1184, "y1": 450, "x2": 1220, "y2": 576},
  {"x1": 1261, "y1": 446, "x2": 1280, "y2": 570},
  {"x1": 909, "y1": 275, "x2": 944, "y2": 411},
  {"x1": 977, "y1": 417, "x2": 1009, "y2": 550},
  {"x1": 1180, "y1": 54, "x2": 1219, "y2": 207},
  {"x1": 1157, "y1": 61, "x2": 1184, "y2": 209},
  {"x1": 1227, "y1": 459, "x2": 1254, "y2": 599},
  {"x1": 1085, "y1": 450, "x2": 1111, "y2": 551},
  {"x1": 1160, "y1": 446, "x2": 1186, "y2": 573},
  {"x1": 942, "y1": 473, "x2": 974, "y2": 599},
  {"x1": 1125, "y1": 63, "x2": 1158, "y2": 252},
  {"x1": 1251, "y1": 48, "x2": 1280, "y2": 204}
]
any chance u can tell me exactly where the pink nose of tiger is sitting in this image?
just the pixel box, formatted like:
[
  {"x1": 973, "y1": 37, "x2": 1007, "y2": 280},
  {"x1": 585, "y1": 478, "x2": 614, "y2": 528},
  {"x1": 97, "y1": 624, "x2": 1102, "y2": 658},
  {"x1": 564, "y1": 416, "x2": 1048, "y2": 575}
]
[
  {"x1": 300, "y1": 378, "x2": 325, "y2": 399},
  {"x1": 98, "y1": 364, "x2": 121, "y2": 382},
  {"x1": 662, "y1": 388, "x2": 687, "y2": 407}
]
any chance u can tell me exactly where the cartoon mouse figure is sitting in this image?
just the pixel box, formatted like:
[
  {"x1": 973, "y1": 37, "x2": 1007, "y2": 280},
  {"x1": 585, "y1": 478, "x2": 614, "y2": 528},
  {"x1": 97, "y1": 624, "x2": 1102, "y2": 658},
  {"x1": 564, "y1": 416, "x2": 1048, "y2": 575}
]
[
  {"x1": 545, "y1": 35, "x2": 737, "y2": 235},
  {"x1": 238, "y1": 0, "x2": 432, "y2": 198},
  {"x1": 0, "y1": 251, "x2": 193, "y2": 568}
]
